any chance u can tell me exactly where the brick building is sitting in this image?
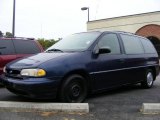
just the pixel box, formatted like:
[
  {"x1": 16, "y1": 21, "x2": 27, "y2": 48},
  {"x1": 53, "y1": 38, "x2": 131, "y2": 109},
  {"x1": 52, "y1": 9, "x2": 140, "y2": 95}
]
[{"x1": 87, "y1": 11, "x2": 160, "y2": 57}]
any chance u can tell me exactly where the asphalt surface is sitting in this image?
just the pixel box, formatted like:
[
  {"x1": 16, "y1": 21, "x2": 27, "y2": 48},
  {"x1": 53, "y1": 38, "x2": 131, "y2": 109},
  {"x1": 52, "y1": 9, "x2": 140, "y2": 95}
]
[{"x1": 1, "y1": 76, "x2": 160, "y2": 120}]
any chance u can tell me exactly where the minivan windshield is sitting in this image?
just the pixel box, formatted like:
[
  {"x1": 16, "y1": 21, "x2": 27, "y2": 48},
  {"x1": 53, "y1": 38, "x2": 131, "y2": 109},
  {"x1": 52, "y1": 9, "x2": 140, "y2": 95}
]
[{"x1": 46, "y1": 32, "x2": 101, "y2": 52}]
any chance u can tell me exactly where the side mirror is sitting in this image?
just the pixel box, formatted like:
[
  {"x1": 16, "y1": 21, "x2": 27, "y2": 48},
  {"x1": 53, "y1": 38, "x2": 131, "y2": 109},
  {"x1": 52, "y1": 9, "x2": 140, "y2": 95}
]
[
  {"x1": 93, "y1": 45, "x2": 111, "y2": 55},
  {"x1": 99, "y1": 47, "x2": 111, "y2": 54}
]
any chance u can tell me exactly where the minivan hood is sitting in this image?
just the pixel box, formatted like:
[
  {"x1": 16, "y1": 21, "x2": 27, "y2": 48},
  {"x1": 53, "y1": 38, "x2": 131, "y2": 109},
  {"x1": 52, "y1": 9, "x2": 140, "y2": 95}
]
[{"x1": 8, "y1": 52, "x2": 70, "y2": 69}]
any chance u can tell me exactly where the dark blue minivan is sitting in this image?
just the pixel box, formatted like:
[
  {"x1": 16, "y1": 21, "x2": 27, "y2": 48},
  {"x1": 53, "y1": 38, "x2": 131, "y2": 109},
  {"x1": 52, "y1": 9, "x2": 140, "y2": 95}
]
[{"x1": 1, "y1": 31, "x2": 159, "y2": 102}]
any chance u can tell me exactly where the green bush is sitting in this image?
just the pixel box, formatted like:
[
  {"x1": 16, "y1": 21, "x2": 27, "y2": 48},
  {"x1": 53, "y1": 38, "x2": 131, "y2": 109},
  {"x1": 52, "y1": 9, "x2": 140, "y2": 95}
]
[{"x1": 37, "y1": 38, "x2": 58, "y2": 50}]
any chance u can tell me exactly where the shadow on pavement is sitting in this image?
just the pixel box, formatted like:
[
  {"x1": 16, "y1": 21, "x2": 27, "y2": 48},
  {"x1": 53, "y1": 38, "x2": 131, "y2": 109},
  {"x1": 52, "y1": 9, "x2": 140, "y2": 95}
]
[{"x1": 86, "y1": 84, "x2": 148, "y2": 100}]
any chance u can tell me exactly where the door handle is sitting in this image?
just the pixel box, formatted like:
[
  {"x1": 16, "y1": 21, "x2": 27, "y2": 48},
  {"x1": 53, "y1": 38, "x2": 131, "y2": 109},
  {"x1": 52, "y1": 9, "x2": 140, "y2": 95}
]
[{"x1": 145, "y1": 58, "x2": 149, "y2": 60}]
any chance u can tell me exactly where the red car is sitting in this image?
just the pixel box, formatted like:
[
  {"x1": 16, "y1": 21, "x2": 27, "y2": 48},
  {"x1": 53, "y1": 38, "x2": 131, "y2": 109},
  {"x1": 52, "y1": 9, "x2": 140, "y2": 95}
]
[{"x1": 0, "y1": 37, "x2": 43, "y2": 74}]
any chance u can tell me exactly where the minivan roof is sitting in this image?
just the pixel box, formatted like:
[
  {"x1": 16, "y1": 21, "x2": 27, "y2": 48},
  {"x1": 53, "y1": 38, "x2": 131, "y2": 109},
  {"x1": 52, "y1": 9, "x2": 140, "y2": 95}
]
[
  {"x1": 91, "y1": 31, "x2": 147, "y2": 39},
  {"x1": 111, "y1": 31, "x2": 147, "y2": 39}
]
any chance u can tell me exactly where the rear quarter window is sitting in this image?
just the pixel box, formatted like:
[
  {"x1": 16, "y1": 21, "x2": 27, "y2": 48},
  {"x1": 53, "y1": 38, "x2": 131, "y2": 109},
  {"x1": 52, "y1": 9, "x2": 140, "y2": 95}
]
[
  {"x1": 13, "y1": 40, "x2": 41, "y2": 54},
  {"x1": 139, "y1": 38, "x2": 157, "y2": 54}
]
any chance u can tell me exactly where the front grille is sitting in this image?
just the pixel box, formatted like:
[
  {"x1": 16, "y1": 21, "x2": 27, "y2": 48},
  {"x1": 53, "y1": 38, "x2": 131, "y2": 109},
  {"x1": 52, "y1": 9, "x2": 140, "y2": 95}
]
[
  {"x1": 5, "y1": 68, "x2": 23, "y2": 79},
  {"x1": 6, "y1": 69, "x2": 20, "y2": 74}
]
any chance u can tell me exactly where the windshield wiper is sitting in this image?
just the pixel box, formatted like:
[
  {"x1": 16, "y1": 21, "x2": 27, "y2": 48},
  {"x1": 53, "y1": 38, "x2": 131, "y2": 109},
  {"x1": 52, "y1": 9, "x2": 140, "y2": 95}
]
[{"x1": 46, "y1": 48, "x2": 63, "y2": 53}]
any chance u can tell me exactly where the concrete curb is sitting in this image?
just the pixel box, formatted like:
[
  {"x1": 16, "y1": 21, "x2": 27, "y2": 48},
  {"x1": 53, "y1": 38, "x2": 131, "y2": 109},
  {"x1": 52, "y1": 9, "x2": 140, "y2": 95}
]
[
  {"x1": 0, "y1": 101, "x2": 89, "y2": 113},
  {"x1": 142, "y1": 103, "x2": 160, "y2": 114}
]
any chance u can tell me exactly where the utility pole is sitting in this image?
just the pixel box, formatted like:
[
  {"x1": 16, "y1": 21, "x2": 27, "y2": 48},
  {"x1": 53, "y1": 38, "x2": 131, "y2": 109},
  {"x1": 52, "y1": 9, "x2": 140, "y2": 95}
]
[{"x1": 12, "y1": 0, "x2": 16, "y2": 37}]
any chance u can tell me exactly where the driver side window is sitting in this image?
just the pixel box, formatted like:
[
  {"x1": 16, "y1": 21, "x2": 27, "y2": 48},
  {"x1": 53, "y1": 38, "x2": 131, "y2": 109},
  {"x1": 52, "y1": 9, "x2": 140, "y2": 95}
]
[{"x1": 98, "y1": 33, "x2": 121, "y2": 54}]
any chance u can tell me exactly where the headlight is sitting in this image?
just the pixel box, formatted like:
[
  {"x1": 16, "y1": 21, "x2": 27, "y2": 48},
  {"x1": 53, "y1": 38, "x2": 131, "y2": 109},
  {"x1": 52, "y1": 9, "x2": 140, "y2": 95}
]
[
  {"x1": 20, "y1": 69, "x2": 46, "y2": 77},
  {"x1": 3, "y1": 66, "x2": 6, "y2": 73}
]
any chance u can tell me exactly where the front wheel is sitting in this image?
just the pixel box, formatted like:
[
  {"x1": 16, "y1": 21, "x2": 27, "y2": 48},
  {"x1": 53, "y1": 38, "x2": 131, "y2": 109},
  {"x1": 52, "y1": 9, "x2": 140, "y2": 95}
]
[
  {"x1": 59, "y1": 74, "x2": 87, "y2": 103},
  {"x1": 141, "y1": 69, "x2": 154, "y2": 88}
]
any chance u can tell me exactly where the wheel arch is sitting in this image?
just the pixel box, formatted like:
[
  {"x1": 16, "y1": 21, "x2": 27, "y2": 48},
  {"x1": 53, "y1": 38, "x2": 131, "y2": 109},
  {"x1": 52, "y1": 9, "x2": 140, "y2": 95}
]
[
  {"x1": 59, "y1": 69, "x2": 92, "y2": 93},
  {"x1": 147, "y1": 66, "x2": 157, "y2": 80}
]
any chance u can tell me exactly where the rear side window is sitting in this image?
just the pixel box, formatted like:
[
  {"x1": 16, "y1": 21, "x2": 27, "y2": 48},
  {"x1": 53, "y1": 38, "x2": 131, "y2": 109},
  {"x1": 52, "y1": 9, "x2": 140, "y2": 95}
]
[
  {"x1": 0, "y1": 40, "x2": 15, "y2": 55},
  {"x1": 140, "y1": 38, "x2": 156, "y2": 53},
  {"x1": 13, "y1": 40, "x2": 41, "y2": 54},
  {"x1": 120, "y1": 34, "x2": 144, "y2": 54},
  {"x1": 98, "y1": 33, "x2": 121, "y2": 54}
]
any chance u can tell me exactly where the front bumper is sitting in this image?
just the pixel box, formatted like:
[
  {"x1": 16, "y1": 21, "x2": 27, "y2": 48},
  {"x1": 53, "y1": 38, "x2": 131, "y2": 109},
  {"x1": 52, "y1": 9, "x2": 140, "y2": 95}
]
[{"x1": 0, "y1": 74, "x2": 61, "y2": 99}]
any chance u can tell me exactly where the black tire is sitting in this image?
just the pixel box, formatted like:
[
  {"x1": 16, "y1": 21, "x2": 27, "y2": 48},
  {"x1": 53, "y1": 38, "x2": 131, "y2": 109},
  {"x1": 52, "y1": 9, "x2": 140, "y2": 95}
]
[
  {"x1": 141, "y1": 69, "x2": 154, "y2": 88},
  {"x1": 0, "y1": 83, "x2": 4, "y2": 88},
  {"x1": 59, "y1": 74, "x2": 87, "y2": 103}
]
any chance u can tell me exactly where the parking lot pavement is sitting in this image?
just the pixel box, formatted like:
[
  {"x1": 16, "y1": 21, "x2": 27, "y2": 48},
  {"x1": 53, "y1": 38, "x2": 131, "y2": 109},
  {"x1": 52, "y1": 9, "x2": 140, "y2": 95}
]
[{"x1": 1, "y1": 76, "x2": 160, "y2": 120}]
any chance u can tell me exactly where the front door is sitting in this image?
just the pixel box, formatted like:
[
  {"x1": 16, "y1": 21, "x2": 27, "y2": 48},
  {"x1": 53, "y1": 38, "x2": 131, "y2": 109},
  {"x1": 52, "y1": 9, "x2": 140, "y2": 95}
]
[{"x1": 91, "y1": 33, "x2": 128, "y2": 91}]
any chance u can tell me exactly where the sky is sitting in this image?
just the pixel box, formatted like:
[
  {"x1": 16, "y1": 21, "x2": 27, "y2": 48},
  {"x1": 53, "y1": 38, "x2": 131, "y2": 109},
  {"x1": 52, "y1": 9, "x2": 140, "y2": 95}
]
[{"x1": 0, "y1": 0, "x2": 160, "y2": 39}]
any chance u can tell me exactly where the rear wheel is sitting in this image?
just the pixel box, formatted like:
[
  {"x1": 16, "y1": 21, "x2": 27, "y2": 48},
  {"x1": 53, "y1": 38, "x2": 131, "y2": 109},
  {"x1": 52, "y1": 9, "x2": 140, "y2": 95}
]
[
  {"x1": 59, "y1": 74, "x2": 87, "y2": 103},
  {"x1": 141, "y1": 69, "x2": 154, "y2": 88}
]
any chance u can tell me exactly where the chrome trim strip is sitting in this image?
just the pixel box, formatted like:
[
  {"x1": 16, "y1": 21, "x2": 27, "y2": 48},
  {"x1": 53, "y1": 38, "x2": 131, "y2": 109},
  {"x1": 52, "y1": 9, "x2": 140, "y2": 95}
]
[{"x1": 89, "y1": 64, "x2": 159, "y2": 74}]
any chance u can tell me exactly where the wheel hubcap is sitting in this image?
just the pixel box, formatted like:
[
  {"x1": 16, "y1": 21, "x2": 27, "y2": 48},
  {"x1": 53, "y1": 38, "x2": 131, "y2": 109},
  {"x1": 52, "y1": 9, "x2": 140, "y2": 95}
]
[
  {"x1": 147, "y1": 72, "x2": 153, "y2": 86},
  {"x1": 71, "y1": 84, "x2": 81, "y2": 97}
]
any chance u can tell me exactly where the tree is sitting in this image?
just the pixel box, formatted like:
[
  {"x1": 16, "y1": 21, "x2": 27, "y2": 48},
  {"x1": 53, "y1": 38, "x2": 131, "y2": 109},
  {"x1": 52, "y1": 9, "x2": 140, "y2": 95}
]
[
  {"x1": 0, "y1": 31, "x2": 3, "y2": 37},
  {"x1": 37, "y1": 38, "x2": 58, "y2": 50},
  {"x1": 5, "y1": 32, "x2": 13, "y2": 38}
]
